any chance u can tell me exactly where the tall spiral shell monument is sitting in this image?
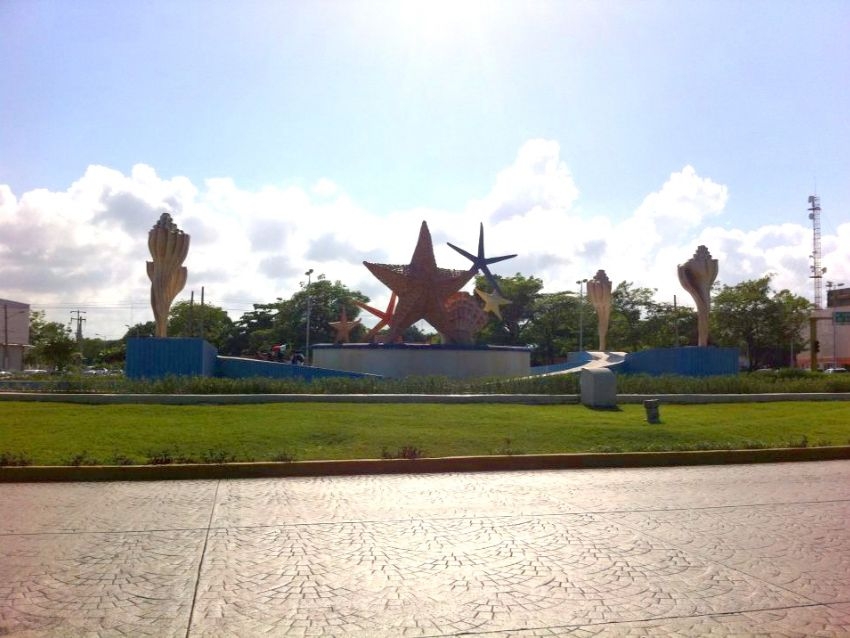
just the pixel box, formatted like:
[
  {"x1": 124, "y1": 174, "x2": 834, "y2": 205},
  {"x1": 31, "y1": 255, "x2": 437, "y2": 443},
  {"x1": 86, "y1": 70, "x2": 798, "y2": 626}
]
[
  {"x1": 146, "y1": 213, "x2": 189, "y2": 338},
  {"x1": 677, "y1": 245, "x2": 718, "y2": 347},
  {"x1": 587, "y1": 269, "x2": 613, "y2": 351}
]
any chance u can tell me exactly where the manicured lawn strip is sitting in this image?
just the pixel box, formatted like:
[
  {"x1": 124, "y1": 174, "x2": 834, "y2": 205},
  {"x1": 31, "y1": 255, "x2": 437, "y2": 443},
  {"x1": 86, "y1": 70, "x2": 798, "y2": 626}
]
[{"x1": 1, "y1": 401, "x2": 849, "y2": 466}]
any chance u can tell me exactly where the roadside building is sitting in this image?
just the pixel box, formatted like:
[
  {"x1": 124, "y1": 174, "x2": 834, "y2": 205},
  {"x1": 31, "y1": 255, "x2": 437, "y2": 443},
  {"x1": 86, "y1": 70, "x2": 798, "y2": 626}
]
[
  {"x1": 797, "y1": 287, "x2": 850, "y2": 370},
  {"x1": 0, "y1": 298, "x2": 31, "y2": 372}
]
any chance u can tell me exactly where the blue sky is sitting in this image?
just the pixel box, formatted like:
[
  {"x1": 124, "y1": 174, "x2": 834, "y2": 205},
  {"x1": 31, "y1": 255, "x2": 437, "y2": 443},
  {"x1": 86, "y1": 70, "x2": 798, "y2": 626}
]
[{"x1": 1, "y1": 0, "x2": 849, "y2": 339}]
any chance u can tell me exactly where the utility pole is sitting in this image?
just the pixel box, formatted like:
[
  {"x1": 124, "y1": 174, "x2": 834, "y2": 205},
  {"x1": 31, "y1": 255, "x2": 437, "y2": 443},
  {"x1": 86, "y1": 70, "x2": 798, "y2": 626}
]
[{"x1": 70, "y1": 310, "x2": 86, "y2": 348}]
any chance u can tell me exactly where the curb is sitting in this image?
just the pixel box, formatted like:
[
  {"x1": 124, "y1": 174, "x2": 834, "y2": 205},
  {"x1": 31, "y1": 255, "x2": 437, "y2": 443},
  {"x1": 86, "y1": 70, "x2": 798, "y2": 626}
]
[
  {"x1": 2, "y1": 392, "x2": 850, "y2": 405},
  {"x1": 3, "y1": 446, "x2": 850, "y2": 483}
]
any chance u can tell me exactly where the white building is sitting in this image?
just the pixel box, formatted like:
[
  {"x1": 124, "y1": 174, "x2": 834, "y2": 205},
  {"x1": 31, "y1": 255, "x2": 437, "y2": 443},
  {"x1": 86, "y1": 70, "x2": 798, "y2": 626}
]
[
  {"x1": 0, "y1": 298, "x2": 31, "y2": 371},
  {"x1": 797, "y1": 287, "x2": 850, "y2": 370}
]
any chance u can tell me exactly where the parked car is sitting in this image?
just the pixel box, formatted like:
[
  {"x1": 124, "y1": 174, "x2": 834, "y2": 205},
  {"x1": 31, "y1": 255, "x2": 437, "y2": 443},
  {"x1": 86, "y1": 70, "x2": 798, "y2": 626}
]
[
  {"x1": 824, "y1": 367, "x2": 848, "y2": 374},
  {"x1": 83, "y1": 367, "x2": 111, "y2": 376}
]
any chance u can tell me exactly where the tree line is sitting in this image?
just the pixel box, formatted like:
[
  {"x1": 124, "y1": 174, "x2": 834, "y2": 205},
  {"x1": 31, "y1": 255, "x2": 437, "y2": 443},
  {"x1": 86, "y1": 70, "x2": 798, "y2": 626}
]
[{"x1": 25, "y1": 273, "x2": 810, "y2": 371}]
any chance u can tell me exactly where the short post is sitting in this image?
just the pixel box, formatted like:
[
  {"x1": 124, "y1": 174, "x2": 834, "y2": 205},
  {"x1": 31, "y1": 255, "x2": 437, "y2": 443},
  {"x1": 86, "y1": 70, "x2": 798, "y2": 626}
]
[{"x1": 644, "y1": 399, "x2": 660, "y2": 424}]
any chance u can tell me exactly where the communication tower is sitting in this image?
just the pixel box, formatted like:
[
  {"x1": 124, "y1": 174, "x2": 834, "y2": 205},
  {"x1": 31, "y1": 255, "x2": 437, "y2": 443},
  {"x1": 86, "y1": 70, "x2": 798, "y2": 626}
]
[{"x1": 808, "y1": 195, "x2": 826, "y2": 309}]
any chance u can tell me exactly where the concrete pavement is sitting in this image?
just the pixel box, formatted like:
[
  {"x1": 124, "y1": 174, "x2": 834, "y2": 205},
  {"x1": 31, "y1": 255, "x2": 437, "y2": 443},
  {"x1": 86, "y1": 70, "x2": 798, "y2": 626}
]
[{"x1": 2, "y1": 461, "x2": 850, "y2": 636}]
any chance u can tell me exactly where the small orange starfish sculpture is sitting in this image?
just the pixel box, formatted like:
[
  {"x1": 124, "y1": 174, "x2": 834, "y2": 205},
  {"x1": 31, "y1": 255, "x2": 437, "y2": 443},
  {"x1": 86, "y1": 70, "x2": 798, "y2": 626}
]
[
  {"x1": 363, "y1": 221, "x2": 475, "y2": 344},
  {"x1": 328, "y1": 308, "x2": 361, "y2": 343}
]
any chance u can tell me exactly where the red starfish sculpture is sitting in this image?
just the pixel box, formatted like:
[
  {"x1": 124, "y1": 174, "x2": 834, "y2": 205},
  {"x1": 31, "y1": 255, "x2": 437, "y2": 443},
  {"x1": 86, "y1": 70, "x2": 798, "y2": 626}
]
[
  {"x1": 363, "y1": 221, "x2": 475, "y2": 343},
  {"x1": 354, "y1": 292, "x2": 397, "y2": 342}
]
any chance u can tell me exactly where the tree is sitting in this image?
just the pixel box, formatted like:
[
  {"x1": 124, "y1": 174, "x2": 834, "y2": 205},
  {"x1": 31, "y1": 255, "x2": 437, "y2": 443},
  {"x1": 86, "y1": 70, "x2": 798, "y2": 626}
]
[
  {"x1": 278, "y1": 276, "x2": 370, "y2": 350},
  {"x1": 226, "y1": 276, "x2": 371, "y2": 357},
  {"x1": 224, "y1": 304, "x2": 277, "y2": 356},
  {"x1": 711, "y1": 276, "x2": 810, "y2": 370},
  {"x1": 80, "y1": 336, "x2": 126, "y2": 366},
  {"x1": 25, "y1": 311, "x2": 77, "y2": 371},
  {"x1": 475, "y1": 273, "x2": 544, "y2": 346},
  {"x1": 167, "y1": 301, "x2": 234, "y2": 350},
  {"x1": 522, "y1": 291, "x2": 581, "y2": 364},
  {"x1": 123, "y1": 322, "x2": 156, "y2": 339},
  {"x1": 607, "y1": 282, "x2": 658, "y2": 351},
  {"x1": 641, "y1": 301, "x2": 698, "y2": 349}
]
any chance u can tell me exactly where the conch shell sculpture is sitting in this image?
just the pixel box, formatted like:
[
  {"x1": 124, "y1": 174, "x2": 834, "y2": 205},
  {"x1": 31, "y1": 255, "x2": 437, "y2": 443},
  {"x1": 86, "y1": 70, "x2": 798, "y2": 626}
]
[
  {"x1": 146, "y1": 213, "x2": 189, "y2": 338},
  {"x1": 586, "y1": 269, "x2": 613, "y2": 351},
  {"x1": 677, "y1": 245, "x2": 718, "y2": 347}
]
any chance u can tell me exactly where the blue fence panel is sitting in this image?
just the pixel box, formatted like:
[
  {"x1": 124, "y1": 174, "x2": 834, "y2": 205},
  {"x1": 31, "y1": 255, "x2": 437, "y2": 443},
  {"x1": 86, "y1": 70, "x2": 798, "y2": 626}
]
[
  {"x1": 216, "y1": 356, "x2": 377, "y2": 380},
  {"x1": 125, "y1": 338, "x2": 218, "y2": 379},
  {"x1": 620, "y1": 347, "x2": 739, "y2": 377}
]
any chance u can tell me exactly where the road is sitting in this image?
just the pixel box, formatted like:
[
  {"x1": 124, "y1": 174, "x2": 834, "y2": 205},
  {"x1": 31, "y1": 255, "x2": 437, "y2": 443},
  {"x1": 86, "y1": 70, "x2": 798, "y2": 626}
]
[{"x1": 2, "y1": 461, "x2": 849, "y2": 636}]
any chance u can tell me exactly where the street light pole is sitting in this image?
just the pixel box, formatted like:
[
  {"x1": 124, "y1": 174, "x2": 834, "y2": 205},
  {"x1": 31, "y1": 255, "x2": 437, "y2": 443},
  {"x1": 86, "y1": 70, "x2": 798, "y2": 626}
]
[
  {"x1": 576, "y1": 278, "x2": 588, "y2": 352},
  {"x1": 305, "y1": 269, "x2": 314, "y2": 363}
]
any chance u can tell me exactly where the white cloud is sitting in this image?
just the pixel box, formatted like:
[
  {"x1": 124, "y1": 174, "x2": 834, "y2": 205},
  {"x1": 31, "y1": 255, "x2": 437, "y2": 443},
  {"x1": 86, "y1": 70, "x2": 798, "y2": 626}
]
[
  {"x1": 472, "y1": 139, "x2": 580, "y2": 224},
  {"x1": 1, "y1": 140, "x2": 841, "y2": 339}
]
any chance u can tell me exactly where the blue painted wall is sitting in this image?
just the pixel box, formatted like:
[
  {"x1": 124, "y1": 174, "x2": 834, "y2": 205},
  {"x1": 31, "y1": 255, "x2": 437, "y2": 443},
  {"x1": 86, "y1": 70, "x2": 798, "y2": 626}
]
[
  {"x1": 530, "y1": 351, "x2": 594, "y2": 376},
  {"x1": 620, "y1": 347, "x2": 739, "y2": 377},
  {"x1": 125, "y1": 339, "x2": 377, "y2": 381},
  {"x1": 126, "y1": 338, "x2": 218, "y2": 379},
  {"x1": 216, "y1": 356, "x2": 375, "y2": 380}
]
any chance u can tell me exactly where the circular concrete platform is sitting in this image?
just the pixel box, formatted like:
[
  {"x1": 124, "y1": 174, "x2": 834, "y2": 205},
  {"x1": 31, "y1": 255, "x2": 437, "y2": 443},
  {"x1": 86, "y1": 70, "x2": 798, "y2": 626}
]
[{"x1": 311, "y1": 342, "x2": 532, "y2": 379}]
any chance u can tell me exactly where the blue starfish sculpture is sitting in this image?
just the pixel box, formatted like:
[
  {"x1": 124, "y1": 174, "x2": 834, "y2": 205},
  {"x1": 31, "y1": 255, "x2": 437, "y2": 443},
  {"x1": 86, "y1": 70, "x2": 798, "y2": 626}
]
[{"x1": 447, "y1": 222, "x2": 517, "y2": 296}]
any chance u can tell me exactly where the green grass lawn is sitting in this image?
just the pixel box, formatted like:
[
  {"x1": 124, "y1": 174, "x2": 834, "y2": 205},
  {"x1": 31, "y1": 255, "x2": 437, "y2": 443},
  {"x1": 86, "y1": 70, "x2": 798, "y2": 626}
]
[{"x1": 1, "y1": 401, "x2": 849, "y2": 466}]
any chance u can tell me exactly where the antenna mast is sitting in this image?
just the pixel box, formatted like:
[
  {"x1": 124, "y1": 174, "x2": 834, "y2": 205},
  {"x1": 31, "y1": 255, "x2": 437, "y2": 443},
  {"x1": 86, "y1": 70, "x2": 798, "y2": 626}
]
[{"x1": 808, "y1": 195, "x2": 825, "y2": 309}]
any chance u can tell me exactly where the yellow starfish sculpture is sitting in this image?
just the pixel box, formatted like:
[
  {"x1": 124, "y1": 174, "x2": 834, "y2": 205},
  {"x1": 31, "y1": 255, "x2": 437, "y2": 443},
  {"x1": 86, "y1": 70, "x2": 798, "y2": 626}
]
[
  {"x1": 328, "y1": 308, "x2": 361, "y2": 343},
  {"x1": 475, "y1": 288, "x2": 511, "y2": 320}
]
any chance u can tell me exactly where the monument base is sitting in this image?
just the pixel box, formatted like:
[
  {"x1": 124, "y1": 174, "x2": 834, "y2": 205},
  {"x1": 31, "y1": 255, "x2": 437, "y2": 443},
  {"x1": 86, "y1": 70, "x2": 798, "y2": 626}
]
[{"x1": 312, "y1": 343, "x2": 532, "y2": 379}]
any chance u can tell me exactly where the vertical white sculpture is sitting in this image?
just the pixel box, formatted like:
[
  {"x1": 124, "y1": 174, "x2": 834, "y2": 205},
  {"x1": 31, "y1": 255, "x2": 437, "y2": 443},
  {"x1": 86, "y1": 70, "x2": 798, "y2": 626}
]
[
  {"x1": 146, "y1": 213, "x2": 189, "y2": 338},
  {"x1": 677, "y1": 245, "x2": 718, "y2": 347},
  {"x1": 587, "y1": 269, "x2": 613, "y2": 351}
]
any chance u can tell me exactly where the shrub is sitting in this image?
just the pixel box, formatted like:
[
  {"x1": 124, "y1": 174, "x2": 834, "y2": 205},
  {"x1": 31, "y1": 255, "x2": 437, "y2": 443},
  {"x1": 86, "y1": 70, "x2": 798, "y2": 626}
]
[
  {"x1": 65, "y1": 451, "x2": 99, "y2": 466},
  {"x1": 495, "y1": 438, "x2": 524, "y2": 456},
  {"x1": 788, "y1": 435, "x2": 809, "y2": 448},
  {"x1": 146, "y1": 449, "x2": 175, "y2": 465},
  {"x1": 0, "y1": 451, "x2": 32, "y2": 466},
  {"x1": 381, "y1": 445, "x2": 425, "y2": 460},
  {"x1": 200, "y1": 448, "x2": 237, "y2": 464}
]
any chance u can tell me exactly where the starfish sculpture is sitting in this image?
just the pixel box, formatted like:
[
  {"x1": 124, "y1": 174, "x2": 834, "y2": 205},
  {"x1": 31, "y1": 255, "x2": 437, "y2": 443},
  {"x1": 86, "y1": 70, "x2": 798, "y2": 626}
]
[
  {"x1": 328, "y1": 307, "x2": 361, "y2": 343},
  {"x1": 354, "y1": 293, "x2": 398, "y2": 342},
  {"x1": 363, "y1": 221, "x2": 475, "y2": 343},
  {"x1": 475, "y1": 288, "x2": 511, "y2": 320},
  {"x1": 447, "y1": 222, "x2": 516, "y2": 296}
]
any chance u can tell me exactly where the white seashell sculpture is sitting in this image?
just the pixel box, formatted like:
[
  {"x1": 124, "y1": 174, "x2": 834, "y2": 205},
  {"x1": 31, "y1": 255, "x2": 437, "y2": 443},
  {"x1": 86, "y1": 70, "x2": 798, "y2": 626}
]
[
  {"x1": 587, "y1": 270, "x2": 613, "y2": 351},
  {"x1": 677, "y1": 245, "x2": 718, "y2": 347},
  {"x1": 146, "y1": 213, "x2": 189, "y2": 338}
]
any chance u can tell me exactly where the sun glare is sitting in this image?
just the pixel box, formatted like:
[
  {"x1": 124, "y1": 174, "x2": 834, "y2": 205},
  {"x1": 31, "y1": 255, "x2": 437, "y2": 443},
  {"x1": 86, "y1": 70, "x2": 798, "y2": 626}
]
[{"x1": 396, "y1": 0, "x2": 495, "y2": 47}]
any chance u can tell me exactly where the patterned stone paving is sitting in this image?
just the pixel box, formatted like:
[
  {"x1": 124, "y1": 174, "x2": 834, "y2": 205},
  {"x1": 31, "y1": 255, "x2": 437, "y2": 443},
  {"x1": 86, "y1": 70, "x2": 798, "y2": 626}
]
[{"x1": 1, "y1": 461, "x2": 849, "y2": 636}]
